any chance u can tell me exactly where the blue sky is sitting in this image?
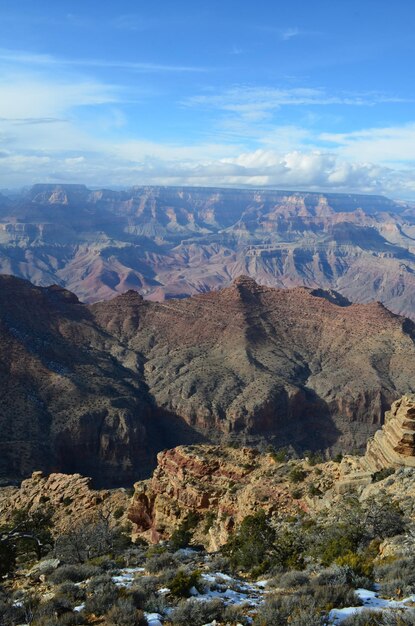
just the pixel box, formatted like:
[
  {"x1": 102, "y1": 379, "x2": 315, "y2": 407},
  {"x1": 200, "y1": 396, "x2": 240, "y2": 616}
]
[{"x1": 1, "y1": 0, "x2": 415, "y2": 197}]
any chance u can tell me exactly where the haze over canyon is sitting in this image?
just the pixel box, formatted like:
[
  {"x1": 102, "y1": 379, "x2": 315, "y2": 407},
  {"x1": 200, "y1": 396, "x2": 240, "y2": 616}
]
[{"x1": 1, "y1": 184, "x2": 415, "y2": 318}]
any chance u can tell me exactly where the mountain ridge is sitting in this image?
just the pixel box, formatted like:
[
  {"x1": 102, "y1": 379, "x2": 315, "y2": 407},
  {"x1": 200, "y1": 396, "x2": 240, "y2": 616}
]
[{"x1": 1, "y1": 274, "x2": 415, "y2": 485}]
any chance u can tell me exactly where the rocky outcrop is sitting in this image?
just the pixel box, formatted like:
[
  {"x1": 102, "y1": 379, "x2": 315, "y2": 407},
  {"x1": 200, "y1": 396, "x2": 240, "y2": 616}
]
[
  {"x1": 0, "y1": 471, "x2": 130, "y2": 535},
  {"x1": 128, "y1": 445, "x2": 340, "y2": 550},
  {"x1": 365, "y1": 395, "x2": 415, "y2": 471}
]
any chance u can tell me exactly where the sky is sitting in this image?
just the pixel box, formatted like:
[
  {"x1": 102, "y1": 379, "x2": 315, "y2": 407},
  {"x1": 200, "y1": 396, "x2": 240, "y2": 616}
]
[{"x1": 1, "y1": 0, "x2": 415, "y2": 197}]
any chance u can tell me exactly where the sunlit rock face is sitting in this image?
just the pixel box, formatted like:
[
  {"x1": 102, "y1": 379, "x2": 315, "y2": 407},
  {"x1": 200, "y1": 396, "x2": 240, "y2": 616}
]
[{"x1": 365, "y1": 396, "x2": 415, "y2": 471}]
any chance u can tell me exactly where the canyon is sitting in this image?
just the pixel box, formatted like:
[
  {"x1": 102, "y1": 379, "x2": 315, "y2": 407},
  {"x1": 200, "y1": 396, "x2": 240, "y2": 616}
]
[
  {"x1": 1, "y1": 184, "x2": 415, "y2": 318},
  {"x1": 1, "y1": 274, "x2": 415, "y2": 485}
]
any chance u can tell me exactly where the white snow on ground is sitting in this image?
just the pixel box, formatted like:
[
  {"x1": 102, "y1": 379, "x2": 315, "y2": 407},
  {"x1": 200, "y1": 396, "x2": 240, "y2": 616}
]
[
  {"x1": 108, "y1": 567, "x2": 415, "y2": 625},
  {"x1": 111, "y1": 566, "x2": 145, "y2": 587},
  {"x1": 145, "y1": 612, "x2": 163, "y2": 626},
  {"x1": 329, "y1": 588, "x2": 415, "y2": 623}
]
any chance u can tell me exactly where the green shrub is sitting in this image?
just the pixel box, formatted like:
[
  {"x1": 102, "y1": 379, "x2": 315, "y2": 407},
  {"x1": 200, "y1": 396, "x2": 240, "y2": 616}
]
[
  {"x1": 113, "y1": 507, "x2": 125, "y2": 520},
  {"x1": 49, "y1": 564, "x2": 99, "y2": 584},
  {"x1": 223, "y1": 510, "x2": 276, "y2": 572},
  {"x1": 308, "y1": 483, "x2": 322, "y2": 497},
  {"x1": 146, "y1": 551, "x2": 177, "y2": 574},
  {"x1": 289, "y1": 467, "x2": 308, "y2": 483},
  {"x1": 169, "y1": 569, "x2": 201, "y2": 598},
  {"x1": 372, "y1": 467, "x2": 395, "y2": 483}
]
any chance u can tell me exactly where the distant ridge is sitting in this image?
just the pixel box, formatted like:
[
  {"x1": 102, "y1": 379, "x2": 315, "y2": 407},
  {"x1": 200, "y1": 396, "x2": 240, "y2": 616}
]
[{"x1": 0, "y1": 184, "x2": 414, "y2": 318}]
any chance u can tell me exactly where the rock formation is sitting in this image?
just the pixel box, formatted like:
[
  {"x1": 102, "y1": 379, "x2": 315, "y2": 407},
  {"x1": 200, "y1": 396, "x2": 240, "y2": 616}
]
[
  {"x1": 1, "y1": 185, "x2": 415, "y2": 319},
  {"x1": 365, "y1": 395, "x2": 415, "y2": 471},
  {"x1": 128, "y1": 445, "x2": 340, "y2": 550},
  {"x1": 0, "y1": 471, "x2": 130, "y2": 536},
  {"x1": 2, "y1": 274, "x2": 415, "y2": 484}
]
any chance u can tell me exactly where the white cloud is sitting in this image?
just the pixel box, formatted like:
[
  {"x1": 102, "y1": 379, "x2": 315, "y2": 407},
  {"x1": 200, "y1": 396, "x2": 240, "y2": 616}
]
[
  {"x1": 280, "y1": 27, "x2": 301, "y2": 41},
  {"x1": 0, "y1": 48, "x2": 210, "y2": 73},
  {"x1": 321, "y1": 123, "x2": 415, "y2": 163}
]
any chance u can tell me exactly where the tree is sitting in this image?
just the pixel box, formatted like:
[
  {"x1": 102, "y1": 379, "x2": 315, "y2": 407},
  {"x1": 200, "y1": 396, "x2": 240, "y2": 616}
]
[
  {"x1": 0, "y1": 506, "x2": 54, "y2": 576},
  {"x1": 223, "y1": 510, "x2": 276, "y2": 572}
]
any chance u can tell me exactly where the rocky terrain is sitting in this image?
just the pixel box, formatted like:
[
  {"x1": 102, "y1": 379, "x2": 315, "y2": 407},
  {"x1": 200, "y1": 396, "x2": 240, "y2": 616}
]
[
  {"x1": 128, "y1": 395, "x2": 415, "y2": 551},
  {"x1": 3, "y1": 397, "x2": 415, "y2": 625},
  {"x1": 0, "y1": 471, "x2": 130, "y2": 537},
  {"x1": 2, "y1": 274, "x2": 415, "y2": 484},
  {"x1": 2, "y1": 184, "x2": 415, "y2": 318}
]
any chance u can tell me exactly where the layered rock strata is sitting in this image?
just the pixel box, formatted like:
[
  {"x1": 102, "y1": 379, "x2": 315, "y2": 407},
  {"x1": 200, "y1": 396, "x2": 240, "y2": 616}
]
[
  {"x1": 128, "y1": 445, "x2": 340, "y2": 550},
  {"x1": 365, "y1": 395, "x2": 415, "y2": 471}
]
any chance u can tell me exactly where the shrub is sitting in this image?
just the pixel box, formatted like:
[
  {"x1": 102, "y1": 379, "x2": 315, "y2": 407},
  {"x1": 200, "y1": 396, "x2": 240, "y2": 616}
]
[
  {"x1": 84, "y1": 580, "x2": 119, "y2": 616},
  {"x1": 308, "y1": 483, "x2": 322, "y2": 497},
  {"x1": 268, "y1": 447, "x2": 289, "y2": 463},
  {"x1": 146, "y1": 551, "x2": 177, "y2": 574},
  {"x1": 277, "y1": 570, "x2": 310, "y2": 588},
  {"x1": 372, "y1": 467, "x2": 395, "y2": 483},
  {"x1": 376, "y1": 557, "x2": 415, "y2": 598},
  {"x1": 169, "y1": 597, "x2": 224, "y2": 626},
  {"x1": 363, "y1": 496, "x2": 405, "y2": 540},
  {"x1": 253, "y1": 594, "x2": 324, "y2": 626},
  {"x1": 223, "y1": 509, "x2": 276, "y2": 572},
  {"x1": 169, "y1": 569, "x2": 201, "y2": 597},
  {"x1": 289, "y1": 467, "x2": 308, "y2": 483},
  {"x1": 207, "y1": 554, "x2": 231, "y2": 573},
  {"x1": 335, "y1": 550, "x2": 374, "y2": 578},
  {"x1": 49, "y1": 564, "x2": 99, "y2": 584},
  {"x1": 113, "y1": 507, "x2": 125, "y2": 520},
  {"x1": 311, "y1": 582, "x2": 361, "y2": 611},
  {"x1": 106, "y1": 599, "x2": 148, "y2": 626},
  {"x1": 56, "y1": 582, "x2": 86, "y2": 603}
]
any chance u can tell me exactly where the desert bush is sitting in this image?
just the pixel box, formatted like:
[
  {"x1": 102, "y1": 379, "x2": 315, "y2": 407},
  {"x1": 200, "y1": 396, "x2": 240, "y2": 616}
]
[
  {"x1": 341, "y1": 610, "x2": 415, "y2": 625},
  {"x1": 168, "y1": 568, "x2": 201, "y2": 597},
  {"x1": 54, "y1": 514, "x2": 130, "y2": 563},
  {"x1": 128, "y1": 575, "x2": 159, "y2": 597},
  {"x1": 376, "y1": 557, "x2": 415, "y2": 598},
  {"x1": 169, "y1": 597, "x2": 224, "y2": 626},
  {"x1": 49, "y1": 564, "x2": 99, "y2": 584},
  {"x1": 146, "y1": 551, "x2": 177, "y2": 573},
  {"x1": 372, "y1": 468, "x2": 395, "y2": 483},
  {"x1": 289, "y1": 467, "x2": 308, "y2": 483},
  {"x1": 56, "y1": 582, "x2": 86, "y2": 603},
  {"x1": 315, "y1": 565, "x2": 372, "y2": 590},
  {"x1": 311, "y1": 582, "x2": 360, "y2": 611},
  {"x1": 364, "y1": 496, "x2": 405, "y2": 540},
  {"x1": 277, "y1": 570, "x2": 310, "y2": 588},
  {"x1": 106, "y1": 598, "x2": 148, "y2": 626},
  {"x1": 84, "y1": 579, "x2": 119, "y2": 616},
  {"x1": 207, "y1": 553, "x2": 231, "y2": 573},
  {"x1": 253, "y1": 594, "x2": 323, "y2": 626},
  {"x1": 168, "y1": 512, "x2": 200, "y2": 551}
]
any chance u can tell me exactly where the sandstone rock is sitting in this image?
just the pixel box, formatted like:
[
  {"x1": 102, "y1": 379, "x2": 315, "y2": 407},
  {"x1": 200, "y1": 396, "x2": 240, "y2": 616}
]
[
  {"x1": 365, "y1": 396, "x2": 415, "y2": 471},
  {"x1": 0, "y1": 472, "x2": 130, "y2": 536},
  {"x1": 128, "y1": 445, "x2": 340, "y2": 550}
]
